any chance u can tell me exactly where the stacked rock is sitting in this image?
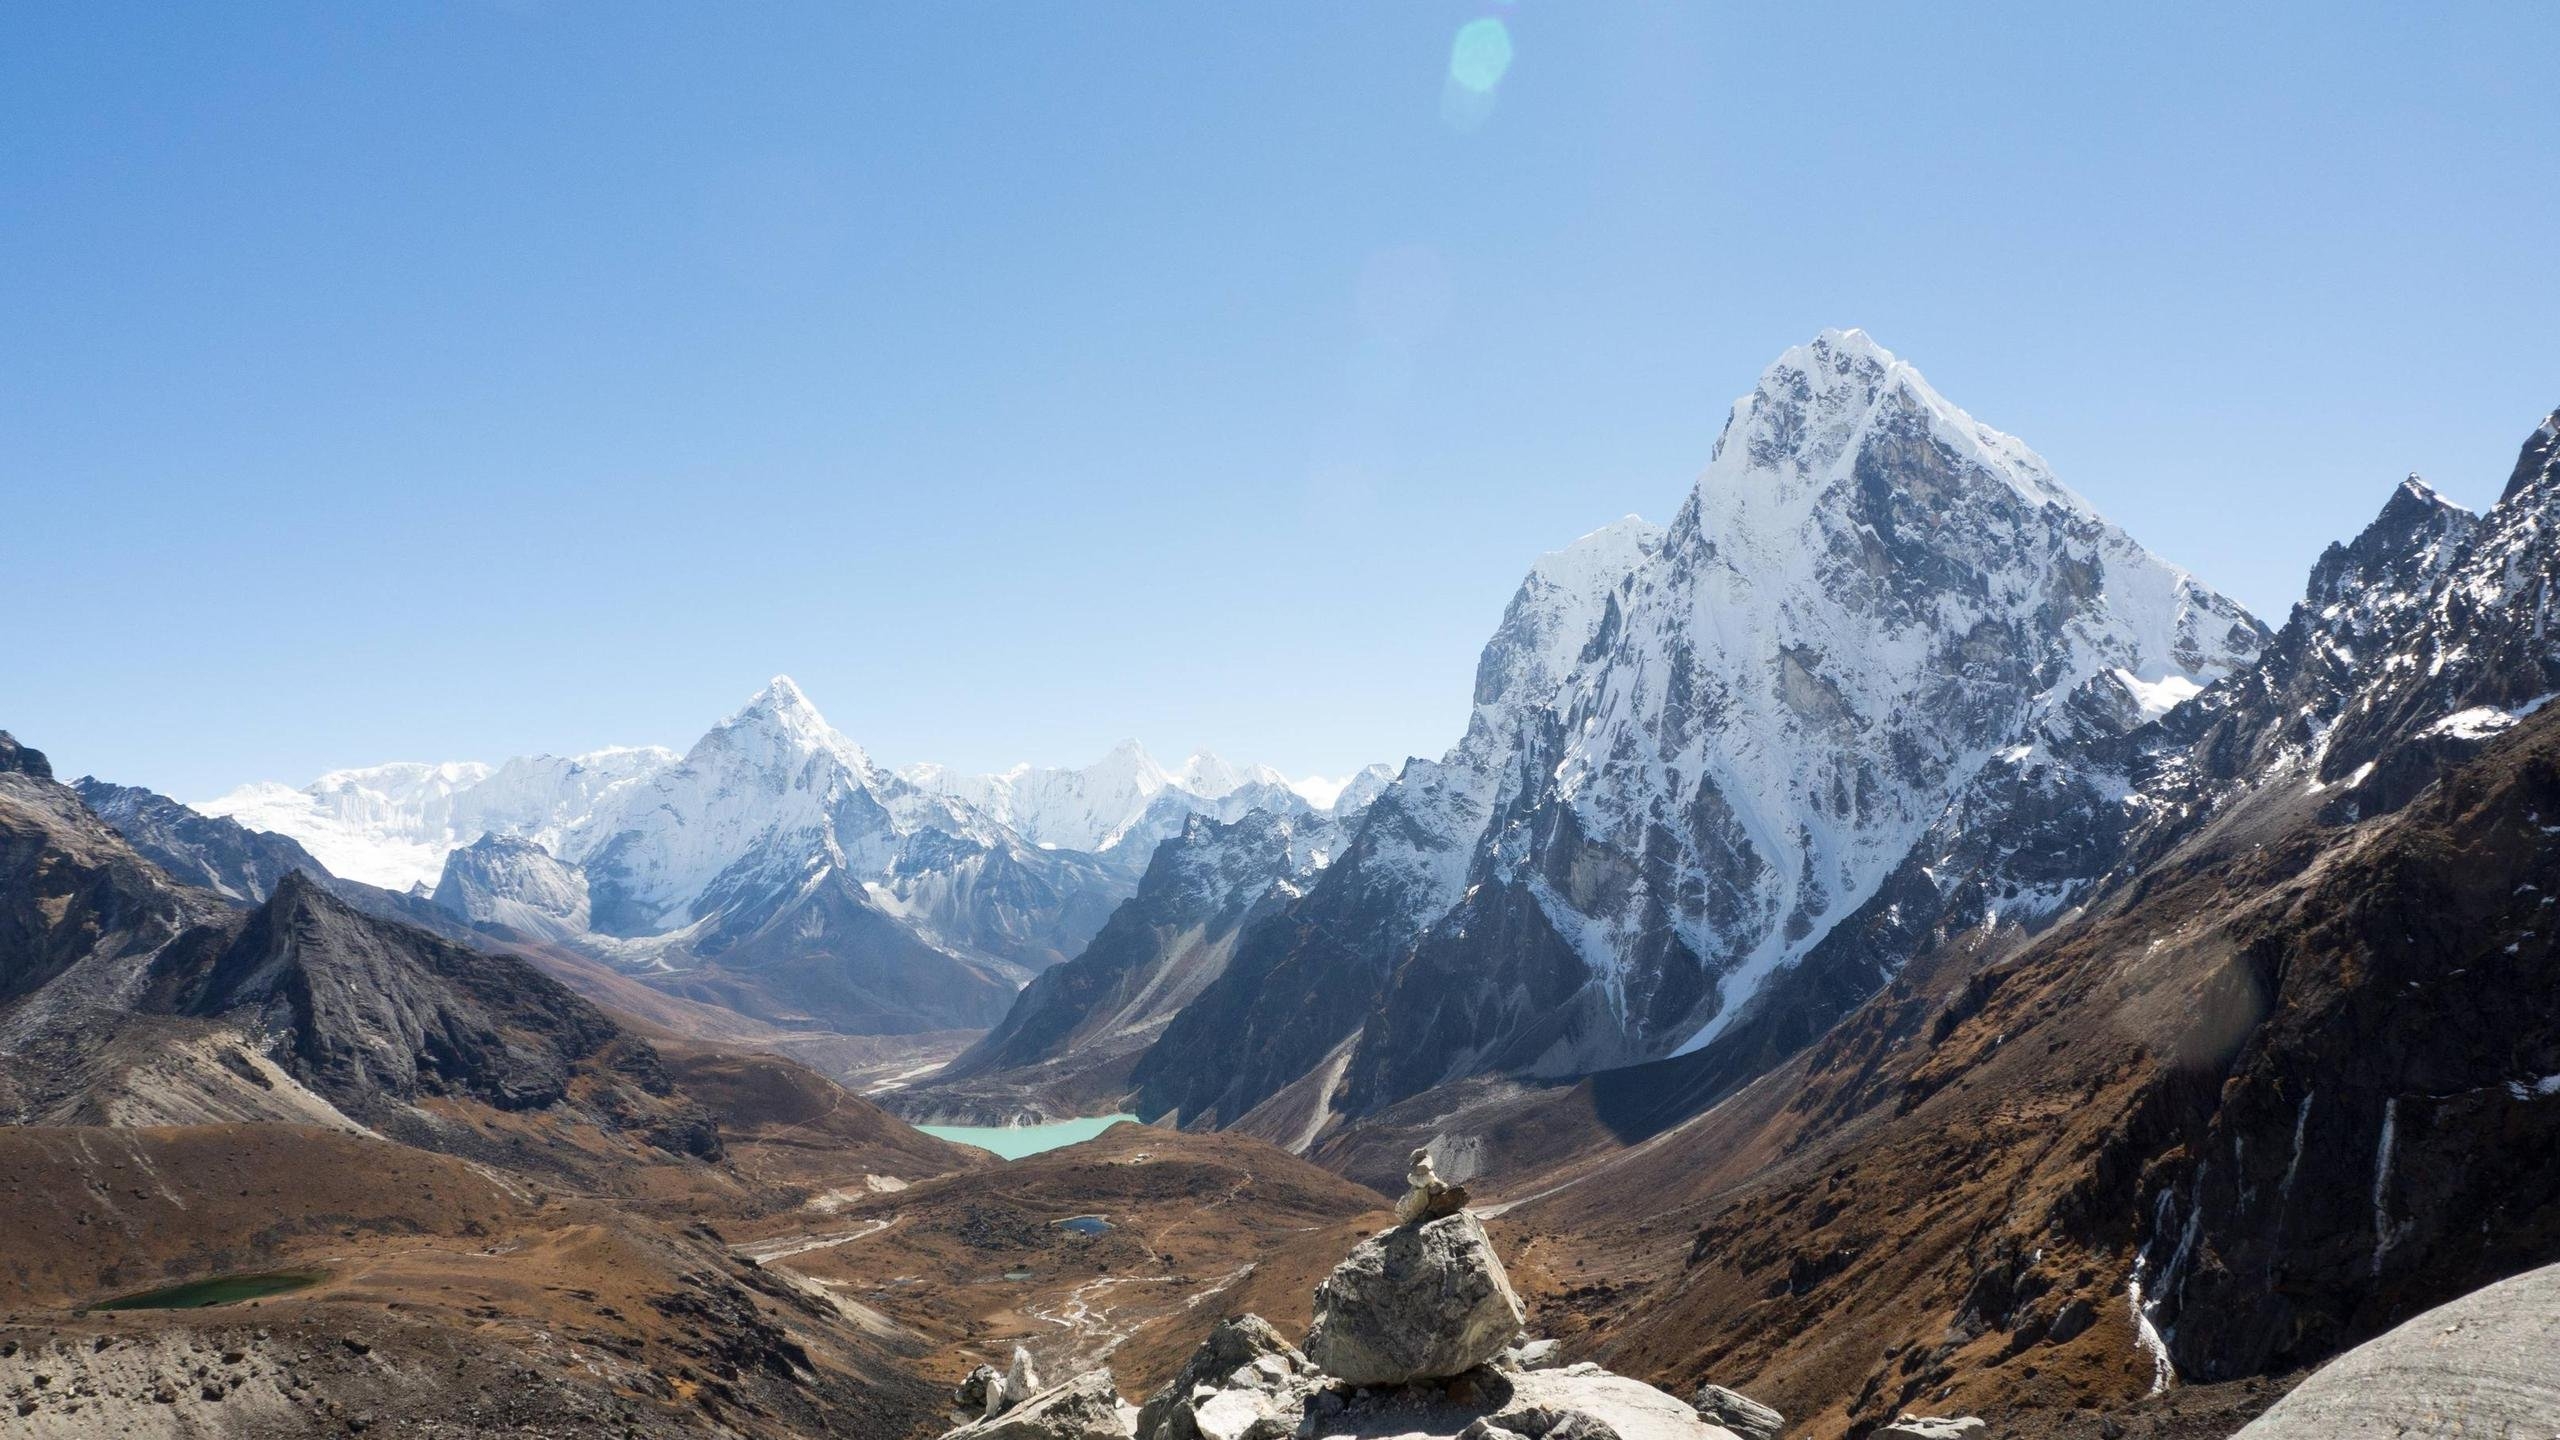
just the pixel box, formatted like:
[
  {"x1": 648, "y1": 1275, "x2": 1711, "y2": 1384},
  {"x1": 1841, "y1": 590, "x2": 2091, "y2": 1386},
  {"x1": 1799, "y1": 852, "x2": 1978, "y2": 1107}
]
[{"x1": 938, "y1": 1160, "x2": 1783, "y2": 1440}]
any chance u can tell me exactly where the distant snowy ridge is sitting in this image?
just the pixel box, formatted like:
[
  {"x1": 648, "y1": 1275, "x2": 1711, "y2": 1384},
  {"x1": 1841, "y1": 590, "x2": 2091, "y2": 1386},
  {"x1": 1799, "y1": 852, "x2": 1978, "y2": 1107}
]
[
  {"x1": 896, "y1": 742, "x2": 1370, "y2": 855},
  {"x1": 202, "y1": 699, "x2": 1336, "y2": 888},
  {"x1": 202, "y1": 749, "x2": 673, "y2": 890}
]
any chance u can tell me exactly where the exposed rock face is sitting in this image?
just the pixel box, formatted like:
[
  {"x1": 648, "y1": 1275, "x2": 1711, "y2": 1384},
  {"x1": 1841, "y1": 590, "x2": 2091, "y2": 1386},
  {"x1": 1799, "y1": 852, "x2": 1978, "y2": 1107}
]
[
  {"x1": 1688, "y1": 1384, "x2": 1783, "y2": 1440},
  {"x1": 0, "y1": 731, "x2": 52, "y2": 778},
  {"x1": 2232, "y1": 1260, "x2": 2560, "y2": 1439},
  {"x1": 1131, "y1": 332, "x2": 2265, "y2": 1139},
  {"x1": 432, "y1": 832, "x2": 591, "y2": 942},
  {"x1": 942, "y1": 1368, "x2": 1132, "y2": 1440},
  {"x1": 70, "y1": 778, "x2": 325, "y2": 904},
  {"x1": 1135, "y1": 1314, "x2": 1308, "y2": 1440},
  {"x1": 2137, "y1": 413, "x2": 2560, "y2": 848},
  {"x1": 1304, "y1": 1213, "x2": 1527, "y2": 1385},
  {"x1": 1136, "y1": 521, "x2": 1665, "y2": 1130},
  {"x1": 922, "y1": 804, "x2": 1363, "y2": 1118},
  {"x1": 1479, "y1": 408, "x2": 2560, "y2": 1432}
]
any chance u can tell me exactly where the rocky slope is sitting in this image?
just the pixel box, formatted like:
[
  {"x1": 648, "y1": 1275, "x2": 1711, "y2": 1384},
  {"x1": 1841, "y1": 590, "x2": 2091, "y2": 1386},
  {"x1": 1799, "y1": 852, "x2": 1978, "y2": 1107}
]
[
  {"x1": 3, "y1": 754, "x2": 711, "y2": 1158},
  {"x1": 1128, "y1": 331, "x2": 2265, "y2": 1140},
  {"x1": 904, "y1": 803, "x2": 1369, "y2": 1124},
  {"x1": 1439, "y1": 405, "x2": 2560, "y2": 1434},
  {"x1": 71, "y1": 776, "x2": 326, "y2": 904}
]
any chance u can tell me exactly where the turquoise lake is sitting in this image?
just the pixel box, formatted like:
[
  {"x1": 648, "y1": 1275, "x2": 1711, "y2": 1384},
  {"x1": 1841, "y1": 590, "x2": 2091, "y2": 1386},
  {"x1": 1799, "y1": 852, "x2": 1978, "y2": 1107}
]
[{"x1": 916, "y1": 1113, "x2": 1140, "y2": 1160}]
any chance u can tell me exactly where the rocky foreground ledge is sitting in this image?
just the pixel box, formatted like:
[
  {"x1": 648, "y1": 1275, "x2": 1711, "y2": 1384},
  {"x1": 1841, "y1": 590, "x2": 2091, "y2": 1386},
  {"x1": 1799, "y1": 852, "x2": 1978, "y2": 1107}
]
[{"x1": 932, "y1": 1204, "x2": 1996, "y2": 1440}]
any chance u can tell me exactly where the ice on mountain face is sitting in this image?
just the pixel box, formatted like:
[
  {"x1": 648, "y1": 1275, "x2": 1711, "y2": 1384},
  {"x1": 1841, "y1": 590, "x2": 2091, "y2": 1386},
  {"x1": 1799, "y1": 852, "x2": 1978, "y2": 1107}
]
[
  {"x1": 1239, "y1": 329, "x2": 2272, "y2": 1118},
  {"x1": 1509, "y1": 331, "x2": 2263, "y2": 1059},
  {"x1": 1299, "y1": 763, "x2": 1399, "y2": 814},
  {"x1": 199, "y1": 748, "x2": 673, "y2": 891},
  {"x1": 2116, "y1": 670, "x2": 2206, "y2": 721}
]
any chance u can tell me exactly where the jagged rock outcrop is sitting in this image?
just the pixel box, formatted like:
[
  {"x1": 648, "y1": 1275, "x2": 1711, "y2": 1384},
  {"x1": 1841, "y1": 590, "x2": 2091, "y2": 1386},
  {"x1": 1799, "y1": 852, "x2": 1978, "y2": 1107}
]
[
  {"x1": 1688, "y1": 1384, "x2": 1783, "y2": 1440},
  {"x1": 71, "y1": 777, "x2": 326, "y2": 904},
  {"x1": 1135, "y1": 1314, "x2": 1308, "y2": 1440},
  {"x1": 1304, "y1": 1212, "x2": 1527, "y2": 1385},
  {"x1": 0, "y1": 731, "x2": 52, "y2": 778},
  {"x1": 2232, "y1": 1260, "x2": 2560, "y2": 1439}
]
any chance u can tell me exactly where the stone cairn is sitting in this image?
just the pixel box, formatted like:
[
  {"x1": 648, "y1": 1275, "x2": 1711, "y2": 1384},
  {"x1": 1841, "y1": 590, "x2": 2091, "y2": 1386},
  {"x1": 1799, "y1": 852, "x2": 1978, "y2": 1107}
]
[{"x1": 935, "y1": 1148, "x2": 1801, "y2": 1440}]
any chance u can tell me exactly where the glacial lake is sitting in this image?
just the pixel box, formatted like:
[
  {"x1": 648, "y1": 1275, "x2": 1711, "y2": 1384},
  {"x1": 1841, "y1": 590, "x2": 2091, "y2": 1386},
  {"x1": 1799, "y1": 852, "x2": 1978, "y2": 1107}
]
[
  {"x1": 91, "y1": 1270, "x2": 326, "y2": 1311},
  {"x1": 917, "y1": 1114, "x2": 1139, "y2": 1160}
]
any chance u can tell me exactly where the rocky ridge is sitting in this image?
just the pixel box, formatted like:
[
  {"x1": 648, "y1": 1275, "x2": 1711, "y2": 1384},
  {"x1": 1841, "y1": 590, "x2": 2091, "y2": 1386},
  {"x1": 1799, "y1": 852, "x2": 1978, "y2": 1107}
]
[{"x1": 1130, "y1": 331, "x2": 2266, "y2": 1142}]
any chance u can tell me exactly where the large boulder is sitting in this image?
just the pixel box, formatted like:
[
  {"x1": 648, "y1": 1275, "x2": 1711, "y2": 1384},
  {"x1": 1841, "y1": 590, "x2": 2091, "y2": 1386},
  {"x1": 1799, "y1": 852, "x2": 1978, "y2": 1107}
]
[
  {"x1": 1135, "y1": 1315, "x2": 1312, "y2": 1440},
  {"x1": 1304, "y1": 1212, "x2": 1527, "y2": 1385},
  {"x1": 1689, "y1": 1384, "x2": 1783, "y2": 1440},
  {"x1": 1299, "y1": 1365, "x2": 1740, "y2": 1440},
  {"x1": 2233, "y1": 1260, "x2": 2560, "y2": 1439},
  {"x1": 943, "y1": 1369, "x2": 1133, "y2": 1440}
]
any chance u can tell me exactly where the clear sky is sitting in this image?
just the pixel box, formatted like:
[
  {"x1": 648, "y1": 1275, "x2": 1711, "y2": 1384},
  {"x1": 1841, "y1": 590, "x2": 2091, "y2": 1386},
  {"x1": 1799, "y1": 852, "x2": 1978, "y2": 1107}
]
[{"x1": 5, "y1": 4, "x2": 2555, "y2": 800}]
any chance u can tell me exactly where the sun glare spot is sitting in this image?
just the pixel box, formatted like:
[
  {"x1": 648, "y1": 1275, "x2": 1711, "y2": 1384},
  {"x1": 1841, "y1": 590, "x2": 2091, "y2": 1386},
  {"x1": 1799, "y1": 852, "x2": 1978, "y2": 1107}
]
[{"x1": 1449, "y1": 17, "x2": 1514, "y2": 94}]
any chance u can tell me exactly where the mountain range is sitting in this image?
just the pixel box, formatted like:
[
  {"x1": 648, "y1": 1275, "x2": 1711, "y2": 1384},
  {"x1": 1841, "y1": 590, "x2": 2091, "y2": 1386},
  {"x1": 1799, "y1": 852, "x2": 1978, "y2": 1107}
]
[
  {"x1": 185, "y1": 682, "x2": 1380, "y2": 1038},
  {"x1": 11, "y1": 329, "x2": 2555, "y2": 1437}
]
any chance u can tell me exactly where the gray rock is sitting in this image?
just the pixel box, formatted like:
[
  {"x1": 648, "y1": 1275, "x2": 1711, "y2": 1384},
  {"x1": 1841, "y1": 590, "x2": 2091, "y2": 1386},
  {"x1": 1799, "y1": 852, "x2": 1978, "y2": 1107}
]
[
  {"x1": 1396, "y1": 1149, "x2": 1472, "y2": 1225},
  {"x1": 2232, "y1": 1260, "x2": 2560, "y2": 1439},
  {"x1": 2044, "y1": 1299, "x2": 2095, "y2": 1346},
  {"x1": 959, "y1": 1365, "x2": 1000, "y2": 1412},
  {"x1": 1304, "y1": 1212, "x2": 1526, "y2": 1385},
  {"x1": 1876, "y1": 1419, "x2": 1983, "y2": 1440},
  {"x1": 1302, "y1": 1368, "x2": 1736, "y2": 1440},
  {"x1": 1135, "y1": 1316, "x2": 1309, "y2": 1440},
  {"x1": 1688, "y1": 1384, "x2": 1783, "y2": 1440},
  {"x1": 943, "y1": 1369, "x2": 1133, "y2": 1440},
  {"x1": 1503, "y1": 1340, "x2": 1566, "y2": 1373}
]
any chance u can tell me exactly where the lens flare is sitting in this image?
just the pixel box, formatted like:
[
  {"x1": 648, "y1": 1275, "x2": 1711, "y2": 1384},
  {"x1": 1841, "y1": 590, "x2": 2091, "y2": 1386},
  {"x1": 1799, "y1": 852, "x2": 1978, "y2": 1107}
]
[{"x1": 1448, "y1": 17, "x2": 1513, "y2": 95}]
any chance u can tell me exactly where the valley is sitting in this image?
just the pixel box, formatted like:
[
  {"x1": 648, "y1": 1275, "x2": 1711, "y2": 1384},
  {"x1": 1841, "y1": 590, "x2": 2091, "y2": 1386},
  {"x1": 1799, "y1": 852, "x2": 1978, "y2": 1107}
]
[{"x1": 5, "y1": 334, "x2": 2556, "y2": 1438}]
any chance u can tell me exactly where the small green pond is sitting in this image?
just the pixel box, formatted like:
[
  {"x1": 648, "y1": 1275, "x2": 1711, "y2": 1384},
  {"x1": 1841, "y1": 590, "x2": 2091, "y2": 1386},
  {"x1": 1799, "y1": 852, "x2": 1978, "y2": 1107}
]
[
  {"x1": 90, "y1": 1271, "x2": 327, "y2": 1311},
  {"x1": 916, "y1": 1113, "x2": 1139, "y2": 1161}
]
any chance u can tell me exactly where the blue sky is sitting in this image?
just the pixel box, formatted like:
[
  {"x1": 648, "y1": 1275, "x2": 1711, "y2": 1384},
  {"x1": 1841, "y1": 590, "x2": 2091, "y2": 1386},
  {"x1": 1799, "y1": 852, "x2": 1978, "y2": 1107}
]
[{"x1": 5, "y1": 3, "x2": 2555, "y2": 799}]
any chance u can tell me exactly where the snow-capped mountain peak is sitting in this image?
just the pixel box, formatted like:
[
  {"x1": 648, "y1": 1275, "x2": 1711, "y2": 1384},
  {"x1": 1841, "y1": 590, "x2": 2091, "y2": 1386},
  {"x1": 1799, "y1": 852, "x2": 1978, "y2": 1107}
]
[{"x1": 714, "y1": 674, "x2": 871, "y2": 774}]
